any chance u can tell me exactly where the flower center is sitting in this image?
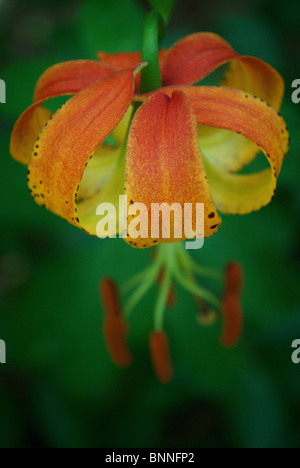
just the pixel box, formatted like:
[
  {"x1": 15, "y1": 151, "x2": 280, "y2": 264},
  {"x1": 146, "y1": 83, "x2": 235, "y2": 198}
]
[{"x1": 122, "y1": 242, "x2": 222, "y2": 331}]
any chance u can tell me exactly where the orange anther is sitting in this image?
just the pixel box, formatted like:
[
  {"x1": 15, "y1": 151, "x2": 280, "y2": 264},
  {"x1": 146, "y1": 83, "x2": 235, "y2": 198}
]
[
  {"x1": 224, "y1": 262, "x2": 244, "y2": 297},
  {"x1": 220, "y1": 294, "x2": 243, "y2": 348},
  {"x1": 100, "y1": 278, "x2": 121, "y2": 316},
  {"x1": 150, "y1": 331, "x2": 173, "y2": 383},
  {"x1": 103, "y1": 314, "x2": 133, "y2": 367},
  {"x1": 101, "y1": 278, "x2": 133, "y2": 367}
]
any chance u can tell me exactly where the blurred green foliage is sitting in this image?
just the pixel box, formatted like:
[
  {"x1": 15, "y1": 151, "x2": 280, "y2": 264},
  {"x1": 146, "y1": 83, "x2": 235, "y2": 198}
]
[
  {"x1": 149, "y1": 0, "x2": 176, "y2": 23},
  {"x1": 0, "y1": 0, "x2": 300, "y2": 448}
]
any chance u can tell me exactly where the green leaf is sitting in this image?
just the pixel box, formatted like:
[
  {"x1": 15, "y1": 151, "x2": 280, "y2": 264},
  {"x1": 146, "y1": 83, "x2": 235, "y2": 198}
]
[{"x1": 149, "y1": 0, "x2": 176, "y2": 23}]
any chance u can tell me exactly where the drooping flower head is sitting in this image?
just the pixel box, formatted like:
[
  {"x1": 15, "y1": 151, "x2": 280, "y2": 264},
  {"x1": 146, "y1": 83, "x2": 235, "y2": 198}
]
[{"x1": 10, "y1": 18, "x2": 289, "y2": 381}]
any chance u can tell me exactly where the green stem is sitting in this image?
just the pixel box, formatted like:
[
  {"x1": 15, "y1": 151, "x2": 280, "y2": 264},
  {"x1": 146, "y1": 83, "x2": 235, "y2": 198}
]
[
  {"x1": 154, "y1": 265, "x2": 172, "y2": 331},
  {"x1": 176, "y1": 244, "x2": 222, "y2": 281},
  {"x1": 169, "y1": 250, "x2": 221, "y2": 310},
  {"x1": 123, "y1": 250, "x2": 164, "y2": 317},
  {"x1": 140, "y1": 11, "x2": 162, "y2": 93}
]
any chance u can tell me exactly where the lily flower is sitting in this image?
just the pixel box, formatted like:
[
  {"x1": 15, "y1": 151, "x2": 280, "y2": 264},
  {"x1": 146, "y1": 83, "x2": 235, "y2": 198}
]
[
  {"x1": 10, "y1": 32, "x2": 289, "y2": 382},
  {"x1": 10, "y1": 32, "x2": 289, "y2": 247}
]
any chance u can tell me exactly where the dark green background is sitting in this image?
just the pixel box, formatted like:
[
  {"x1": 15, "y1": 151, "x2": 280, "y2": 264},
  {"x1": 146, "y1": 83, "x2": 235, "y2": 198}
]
[{"x1": 0, "y1": 0, "x2": 300, "y2": 448}]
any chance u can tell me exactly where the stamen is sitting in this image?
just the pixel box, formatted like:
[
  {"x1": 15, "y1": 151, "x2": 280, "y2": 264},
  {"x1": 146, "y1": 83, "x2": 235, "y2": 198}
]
[
  {"x1": 123, "y1": 248, "x2": 164, "y2": 317},
  {"x1": 196, "y1": 298, "x2": 217, "y2": 326},
  {"x1": 100, "y1": 278, "x2": 133, "y2": 367},
  {"x1": 220, "y1": 294, "x2": 243, "y2": 348},
  {"x1": 225, "y1": 262, "x2": 244, "y2": 296},
  {"x1": 150, "y1": 331, "x2": 173, "y2": 383},
  {"x1": 167, "y1": 285, "x2": 176, "y2": 307},
  {"x1": 153, "y1": 265, "x2": 172, "y2": 331},
  {"x1": 103, "y1": 314, "x2": 133, "y2": 367},
  {"x1": 100, "y1": 278, "x2": 121, "y2": 316},
  {"x1": 172, "y1": 263, "x2": 221, "y2": 310},
  {"x1": 157, "y1": 269, "x2": 176, "y2": 307}
]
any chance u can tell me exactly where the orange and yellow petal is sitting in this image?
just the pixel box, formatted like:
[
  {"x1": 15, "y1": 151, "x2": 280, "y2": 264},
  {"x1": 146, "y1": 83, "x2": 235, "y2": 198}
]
[
  {"x1": 184, "y1": 86, "x2": 289, "y2": 214},
  {"x1": 10, "y1": 105, "x2": 52, "y2": 166},
  {"x1": 76, "y1": 144, "x2": 120, "y2": 201},
  {"x1": 98, "y1": 49, "x2": 168, "y2": 71},
  {"x1": 10, "y1": 60, "x2": 116, "y2": 165},
  {"x1": 112, "y1": 105, "x2": 133, "y2": 144},
  {"x1": 136, "y1": 85, "x2": 289, "y2": 214},
  {"x1": 77, "y1": 144, "x2": 125, "y2": 237},
  {"x1": 34, "y1": 59, "x2": 115, "y2": 102},
  {"x1": 161, "y1": 32, "x2": 238, "y2": 86},
  {"x1": 124, "y1": 90, "x2": 221, "y2": 248},
  {"x1": 97, "y1": 51, "x2": 142, "y2": 70},
  {"x1": 221, "y1": 56, "x2": 284, "y2": 111},
  {"x1": 197, "y1": 56, "x2": 284, "y2": 172},
  {"x1": 27, "y1": 68, "x2": 137, "y2": 233},
  {"x1": 161, "y1": 33, "x2": 283, "y2": 108},
  {"x1": 197, "y1": 127, "x2": 260, "y2": 173},
  {"x1": 98, "y1": 50, "x2": 168, "y2": 91},
  {"x1": 161, "y1": 33, "x2": 284, "y2": 173}
]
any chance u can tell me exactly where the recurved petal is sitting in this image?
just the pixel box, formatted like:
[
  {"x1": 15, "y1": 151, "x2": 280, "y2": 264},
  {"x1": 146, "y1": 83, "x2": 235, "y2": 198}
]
[
  {"x1": 34, "y1": 59, "x2": 116, "y2": 102},
  {"x1": 10, "y1": 105, "x2": 52, "y2": 165},
  {"x1": 97, "y1": 51, "x2": 142, "y2": 70},
  {"x1": 184, "y1": 86, "x2": 289, "y2": 214},
  {"x1": 161, "y1": 32, "x2": 238, "y2": 85},
  {"x1": 137, "y1": 85, "x2": 289, "y2": 214},
  {"x1": 197, "y1": 56, "x2": 285, "y2": 172},
  {"x1": 112, "y1": 106, "x2": 133, "y2": 144},
  {"x1": 98, "y1": 50, "x2": 168, "y2": 91},
  {"x1": 97, "y1": 49, "x2": 168, "y2": 70},
  {"x1": 10, "y1": 60, "x2": 116, "y2": 165},
  {"x1": 198, "y1": 126, "x2": 259, "y2": 173},
  {"x1": 124, "y1": 90, "x2": 221, "y2": 248},
  {"x1": 161, "y1": 33, "x2": 283, "y2": 108},
  {"x1": 76, "y1": 145, "x2": 125, "y2": 237},
  {"x1": 221, "y1": 56, "x2": 284, "y2": 111},
  {"x1": 161, "y1": 34, "x2": 284, "y2": 172},
  {"x1": 76, "y1": 144, "x2": 120, "y2": 201},
  {"x1": 27, "y1": 68, "x2": 137, "y2": 233}
]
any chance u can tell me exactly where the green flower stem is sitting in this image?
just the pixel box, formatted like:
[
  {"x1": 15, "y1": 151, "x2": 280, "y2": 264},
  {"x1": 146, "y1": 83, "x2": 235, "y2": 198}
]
[
  {"x1": 123, "y1": 250, "x2": 164, "y2": 317},
  {"x1": 176, "y1": 244, "x2": 223, "y2": 281},
  {"x1": 122, "y1": 242, "x2": 221, "y2": 325},
  {"x1": 149, "y1": 0, "x2": 176, "y2": 24},
  {"x1": 121, "y1": 268, "x2": 152, "y2": 295},
  {"x1": 162, "y1": 244, "x2": 222, "y2": 310},
  {"x1": 140, "y1": 11, "x2": 163, "y2": 94},
  {"x1": 123, "y1": 265, "x2": 160, "y2": 318},
  {"x1": 153, "y1": 264, "x2": 172, "y2": 331},
  {"x1": 173, "y1": 263, "x2": 221, "y2": 310}
]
